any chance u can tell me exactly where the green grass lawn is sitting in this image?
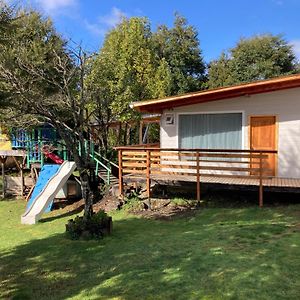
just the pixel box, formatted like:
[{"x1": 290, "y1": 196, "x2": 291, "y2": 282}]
[{"x1": 0, "y1": 199, "x2": 299, "y2": 300}]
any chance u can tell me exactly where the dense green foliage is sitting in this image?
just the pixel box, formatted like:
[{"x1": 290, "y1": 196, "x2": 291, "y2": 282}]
[
  {"x1": 207, "y1": 35, "x2": 298, "y2": 88},
  {"x1": 89, "y1": 14, "x2": 205, "y2": 122},
  {"x1": 88, "y1": 18, "x2": 156, "y2": 122},
  {"x1": 0, "y1": 1, "x2": 13, "y2": 39},
  {"x1": 0, "y1": 5, "x2": 71, "y2": 127},
  {"x1": 1, "y1": 199, "x2": 300, "y2": 299},
  {"x1": 153, "y1": 14, "x2": 206, "y2": 94},
  {"x1": 87, "y1": 15, "x2": 206, "y2": 149}
]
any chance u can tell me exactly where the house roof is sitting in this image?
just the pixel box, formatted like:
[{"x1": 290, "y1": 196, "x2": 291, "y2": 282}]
[{"x1": 131, "y1": 74, "x2": 300, "y2": 113}]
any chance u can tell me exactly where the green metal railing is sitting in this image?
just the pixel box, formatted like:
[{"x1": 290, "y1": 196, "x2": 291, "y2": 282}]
[
  {"x1": 82, "y1": 139, "x2": 116, "y2": 185},
  {"x1": 91, "y1": 153, "x2": 111, "y2": 185}
]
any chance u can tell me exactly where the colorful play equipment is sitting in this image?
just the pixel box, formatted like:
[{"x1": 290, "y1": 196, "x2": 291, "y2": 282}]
[
  {"x1": 1, "y1": 124, "x2": 118, "y2": 224},
  {"x1": 10, "y1": 125, "x2": 68, "y2": 168},
  {"x1": 21, "y1": 161, "x2": 77, "y2": 224},
  {"x1": 9, "y1": 126, "x2": 114, "y2": 182},
  {"x1": 41, "y1": 145, "x2": 64, "y2": 164},
  {"x1": 26, "y1": 164, "x2": 62, "y2": 214},
  {"x1": 0, "y1": 126, "x2": 12, "y2": 150}
]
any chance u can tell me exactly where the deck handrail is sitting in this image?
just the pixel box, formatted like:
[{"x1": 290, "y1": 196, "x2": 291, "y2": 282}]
[
  {"x1": 117, "y1": 147, "x2": 278, "y2": 207},
  {"x1": 115, "y1": 146, "x2": 277, "y2": 154},
  {"x1": 94, "y1": 151, "x2": 119, "y2": 169}
]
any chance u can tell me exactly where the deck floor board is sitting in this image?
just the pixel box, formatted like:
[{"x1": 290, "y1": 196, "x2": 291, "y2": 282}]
[{"x1": 123, "y1": 174, "x2": 300, "y2": 189}]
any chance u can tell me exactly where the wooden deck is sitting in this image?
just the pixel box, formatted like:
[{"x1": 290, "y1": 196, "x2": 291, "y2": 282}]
[
  {"x1": 124, "y1": 173, "x2": 300, "y2": 190},
  {"x1": 115, "y1": 146, "x2": 300, "y2": 206}
]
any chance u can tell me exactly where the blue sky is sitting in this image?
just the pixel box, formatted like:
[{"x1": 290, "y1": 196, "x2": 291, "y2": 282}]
[{"x1": 21, "y1": 0, "x2": 300, "y2": 62}]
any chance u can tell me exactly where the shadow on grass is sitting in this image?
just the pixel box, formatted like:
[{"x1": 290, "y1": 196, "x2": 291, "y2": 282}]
[
  {"x1": 1, "y1": 208, "x2": 300, "y2": 300},
  {"x1": 0, "y1": 195, "x2": 21, "y2": 202},
  {"x1": 40, "y1": 204, "x2": 85, "y2": 223}
]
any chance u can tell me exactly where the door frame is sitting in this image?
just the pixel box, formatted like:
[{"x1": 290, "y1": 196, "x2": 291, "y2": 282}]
[{"x1": 248, "y1": 115, "x2": 278, "y2": 177}]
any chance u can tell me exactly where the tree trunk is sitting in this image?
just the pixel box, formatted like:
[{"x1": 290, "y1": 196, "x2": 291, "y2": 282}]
[{"x1": 80, "y1": 170, "x2": 93, "y2": 220}]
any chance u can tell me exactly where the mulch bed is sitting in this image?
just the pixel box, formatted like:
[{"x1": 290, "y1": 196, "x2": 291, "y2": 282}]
[
  {"x1": 132, "y1": 205, "x2": 199, "y2": 220},
  {"x1": 52, "y1": 195, "x2": 199, "y2": 220}
]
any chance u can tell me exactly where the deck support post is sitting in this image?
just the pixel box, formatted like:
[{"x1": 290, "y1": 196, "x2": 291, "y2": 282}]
[
  {"x1": 139, "y1": 121, "x2": 143, "y2": 144},
  {"x1": 0, "y1": 156, "x2": 7, "y2": 198},
  {"x1": 259, "y1": 151, "x2": 263, "y2": 207},
  {"x1": 146, "y1": 150, "x2": 151, "y2": 199},
  {"x1": 20, "y1": 165, "x2": 24, "y2": 197},
  {"x1": 12, "y1": 156, "x2": 24, "y2": 197},
  {"x1": 196, "y1": 151, "x2": 200, "y2": 202},
  {"x1": 118, "y1": 150, "x2": 123, "y2": 199},
  {"x1": 1, "y1": 159, "x2": 5, "y2": 198}
]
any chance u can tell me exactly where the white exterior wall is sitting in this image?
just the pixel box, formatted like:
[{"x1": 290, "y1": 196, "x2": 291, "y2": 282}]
[{"x1": 160, "y1": 87, "x2": 300, "y2": 179}]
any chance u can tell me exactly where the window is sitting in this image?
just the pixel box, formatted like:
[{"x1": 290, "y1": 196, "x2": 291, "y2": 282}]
[
  {"x1": 179, "y1": 113, "x2": 242, "y2": 149},
  {"x1": 165, "y1": 113, "x2": 175, "y2": 125}
]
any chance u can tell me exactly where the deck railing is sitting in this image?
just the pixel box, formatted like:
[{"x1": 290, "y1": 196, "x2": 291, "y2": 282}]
[{"x1": 116, "y1": 147, "x2": 278, "y2": 207}]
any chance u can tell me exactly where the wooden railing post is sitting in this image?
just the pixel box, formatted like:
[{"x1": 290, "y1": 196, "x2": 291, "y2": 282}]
[
  {"x1": 259, "y1": 151, "x2": 263, "y2": 207},
  {"x1": 1, "y1": 158, "x2": 5, "y2": 198},
  {"x1": 196, "y1": 151, "x2": 200, "y2": 202},
  {"x1": 146, "y1": 150, "x2": 151, "y2": 199},
  {"x1": 20, "y1": 166, "x2": 24, "y2": 197},
  {"x1": 118, "y1": 150, "x2": 123, "y2": 198}
]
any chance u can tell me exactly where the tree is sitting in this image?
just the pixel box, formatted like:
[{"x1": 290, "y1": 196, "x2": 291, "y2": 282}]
[
  {"x1": 0, "y1": 1, "x2": 16, "y2": 103},
  {"x1": 206, "y1": 52, "x2": 234, "y2": 89},
  {"x1": 0, "y1": 6, "x2": 98, "y2": 219},
  {"x1": 88, "y1": 15, "x2": 206, "y2": 152},
  {"x1": 0, "y1": 1, "x2": 12, "y2": 34},
  {"x1": 153, "y1": 13, "x2": 206, "y2": 94},
  {"x1": 87, "y1": 17, "x2": 162, "y2": 151},
  {"x1": 207, "y1": 34, "x2": 298, "y2": 88}
]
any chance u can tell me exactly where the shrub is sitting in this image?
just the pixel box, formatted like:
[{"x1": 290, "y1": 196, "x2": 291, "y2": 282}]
[{"x1": 65, "y1": 210, "x2": 112, "y2": 240}]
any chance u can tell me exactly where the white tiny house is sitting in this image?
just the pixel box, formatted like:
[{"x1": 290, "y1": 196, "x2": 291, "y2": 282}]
[
  {"x1": 132, "y1": 74, "x2": 300, "y2": 180},
  {"x1": 117, "y1": 74, "x2": 300, "y2": 205}
]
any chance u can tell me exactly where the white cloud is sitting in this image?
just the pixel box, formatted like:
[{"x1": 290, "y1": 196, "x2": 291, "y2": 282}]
[
  {"x1": 290, "y1": 40, "x2": 300, "y2": 60},
  {"x1": 99, "y1": 7, "x2": 126, "y2": 27},
  {"x1": 85, "y1": 7, "x2": 127, "y2": 36},
  {"x1": 35, "y1": 0, "x2": 77, "y2": 13}
]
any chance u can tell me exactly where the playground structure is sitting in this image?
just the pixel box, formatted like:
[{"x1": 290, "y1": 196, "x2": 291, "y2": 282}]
[
  {"x1": 9, "y1": 126, "x2": 116, "y2": 182},
  {"x1": 0, "y1": 125, "x2": 118, "y2": 224}
]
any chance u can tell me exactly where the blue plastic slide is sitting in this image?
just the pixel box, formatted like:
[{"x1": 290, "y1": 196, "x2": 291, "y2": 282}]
[
  {"x1": 22, "y1": 162, "x2": 77, "y2": 224},
  {"x1": 26, "y1": 164, "x2": 61, "y2": 213}
]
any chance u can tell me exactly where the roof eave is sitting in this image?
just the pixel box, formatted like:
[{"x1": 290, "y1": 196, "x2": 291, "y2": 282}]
[{"x1": 132, "y1": 75, "x2": 300, "y2": 113}]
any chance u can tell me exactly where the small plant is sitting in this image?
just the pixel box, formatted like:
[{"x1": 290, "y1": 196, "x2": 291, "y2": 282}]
[
  {"x1": 171, "y1": 198, "x2": 198, "y2": 208},
  {"x1": 122, "y1": 196, "x2": 145, "y2": 211},
  {"x1": 65, "y1": 210, "x2": 112, "y2": 240}
]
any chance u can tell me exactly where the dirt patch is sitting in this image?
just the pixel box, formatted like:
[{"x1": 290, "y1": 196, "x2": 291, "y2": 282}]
[
  {"x1": 93, "y1": 194, "x2": 121, "y2": 213},
  {"x1": 128, "y1": 199, "x2": 200, "y2": 220},
  {"x1": 52, "y1": 192, "x2": 122, "y2": 215},
  {"x1": 52, "y1": 196, "x2": 199, "y2": 220},
  {"x1": 53, "y1": 199, "x2": 85, "y2": 213},
  {"x1": 134, "y1": 206, "x2": 199, "y2": 220}
]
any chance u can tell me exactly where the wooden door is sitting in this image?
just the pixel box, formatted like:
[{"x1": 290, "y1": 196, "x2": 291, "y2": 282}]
[{"x1": 250, "y1": 116, "x2": 276, "y2": 176}]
